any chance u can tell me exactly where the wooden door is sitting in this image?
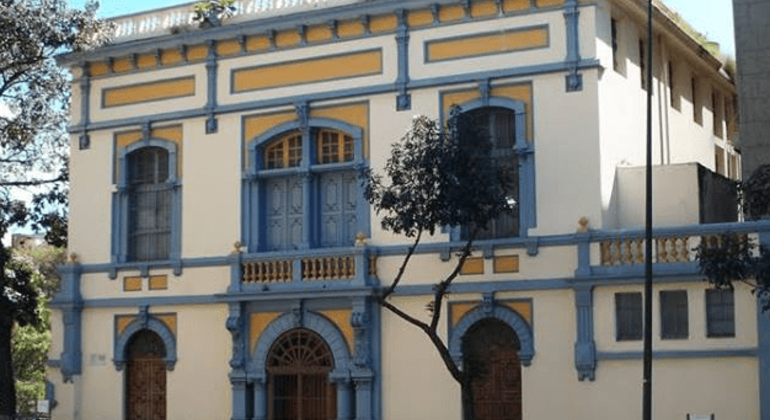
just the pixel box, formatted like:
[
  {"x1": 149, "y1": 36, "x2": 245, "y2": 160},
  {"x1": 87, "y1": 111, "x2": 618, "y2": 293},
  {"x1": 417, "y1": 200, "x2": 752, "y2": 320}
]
[
  {"x1": 126, "y1": 330, "x2": 167, "y2": 420},
  {"x1": 463, "y1": 319, "x2": 522, "y2": 420}
]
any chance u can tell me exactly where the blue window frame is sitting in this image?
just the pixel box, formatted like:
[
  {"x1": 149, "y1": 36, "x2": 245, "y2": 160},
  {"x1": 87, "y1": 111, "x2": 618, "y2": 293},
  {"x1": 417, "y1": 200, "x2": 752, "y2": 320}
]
[
  {"x1": 706, "y1": 288, "x2": 735, "y2": 338},
  {"x1": 113, "y1": 139, "x2": 181, "y2": 265},
  {"x1": 243, "y1": 120, "x2": 368, "y2": 252}
]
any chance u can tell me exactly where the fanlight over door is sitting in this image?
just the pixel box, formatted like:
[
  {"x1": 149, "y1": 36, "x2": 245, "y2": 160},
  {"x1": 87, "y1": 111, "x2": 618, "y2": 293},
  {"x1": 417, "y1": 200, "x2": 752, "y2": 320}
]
[{"x1": 267, "y1": 329, "x2": 337, "y2": 420}]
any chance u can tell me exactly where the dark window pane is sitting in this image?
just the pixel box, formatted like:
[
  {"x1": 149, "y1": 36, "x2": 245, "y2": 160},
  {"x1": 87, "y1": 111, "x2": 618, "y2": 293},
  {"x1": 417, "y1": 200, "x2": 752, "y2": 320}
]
[
  {"x1": 706, "y1": 289, "x2": 735, "y2": 338},
  {"x1": 661, "y1": 290, "x2": 688, "y2": 339},
  {"x1": 128, "y1": 147, "x2": 171, "y2": 261},
  {"x1": 615, "y1": 292, "x2": 643, "y2": 341}
]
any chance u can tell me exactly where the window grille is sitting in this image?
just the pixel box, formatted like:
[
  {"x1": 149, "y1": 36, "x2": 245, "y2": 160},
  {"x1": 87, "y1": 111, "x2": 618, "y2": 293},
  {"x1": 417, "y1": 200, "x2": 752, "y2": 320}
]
[
  {"x1": 706, "y1": 289, "x2": 735, "y2": 338},
  {"x1": 265, "y1": 133, "x2": 302, "y2": 169},
  {"x1": 661, "y1": 290, "x2": 689, "y2": 339},
  {"x1": 318, "y1": 130, "x2": 353, "y2": 164},
  {"x1": 128, "y1": 147, "x2": 171, "y2": 261},
  {"x1": 615, "y1": 292, "x2": 643, "y2": 341}
]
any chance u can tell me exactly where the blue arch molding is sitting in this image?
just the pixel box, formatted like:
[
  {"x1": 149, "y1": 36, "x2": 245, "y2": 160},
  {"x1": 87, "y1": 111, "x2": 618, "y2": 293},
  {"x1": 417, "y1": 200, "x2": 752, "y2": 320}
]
[
  {"x1": 111, "y1": 136, "x2": 183, "y2": 274},
  {"x1": 448, "y1": 305, "x2": 535, "y2": 367},
  {"x1": 113, "y1": 313, "x2": 177, "y2": 371},
  {"x1": 242, "y1": 116, "x2": 370, "y2": 253},
  {"x1": 246, "y1": 311, "x2": 369, "y2": 420},
  {"x1": 447, "y1": 96, "x2": 536, "y2": 242}
]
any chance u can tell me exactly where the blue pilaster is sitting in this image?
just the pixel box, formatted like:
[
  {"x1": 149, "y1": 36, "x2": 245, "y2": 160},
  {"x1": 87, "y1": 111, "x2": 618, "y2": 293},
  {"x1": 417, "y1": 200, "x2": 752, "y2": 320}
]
[
  {"x1": 227, "y1": 302, "x2": 248, "y2": 420},
  {"x1": 78, "y1": 64, "x2": 91, "y2": 149},
  {"x1": 205, "y1": 39, "x2": 218, "y2": 133},
  {"x1": 574, "y1": 284, "x2": 596, "y2": 381},
  {"x1": 757, "y1": 295, "x2": 769, "y2": 420},
  {"x1": 395, "y1": 9, "x2": 411, "y2": 111},
  {"x1": 51, "y1": 263, "x2": 83, "y2": 383},
  {"x1": 563, "y1": 0, "x2": 583, "y2": 91}
]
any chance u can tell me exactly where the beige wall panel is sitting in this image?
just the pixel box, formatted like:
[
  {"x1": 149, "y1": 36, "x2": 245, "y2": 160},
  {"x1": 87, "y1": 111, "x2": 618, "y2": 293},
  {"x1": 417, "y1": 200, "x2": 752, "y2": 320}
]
[
  {"x1": 218, "y1": 37, "x2": 396, "y2": 107},
  {"x1": 79, "y1": 307, "x2": 123, "y2": 419},
  {"x1": 529, "y1": 72, "x2": 603, "y2": 235},
  {"x1": 90, "y1": 65, "x2": 207, "y2": 123},
  {"x1": 594, "y1": 282, "x2": 758, "y2": 352},
  {"x1": 410, "y1": 12, "x2": 566, "y2": 81},
  {"x1": 80, "y1": 266, "x2": 229, "y2": 300},
  {"x1": 68, "y1": 131, "x2": 113, "y2": 264},
  {"x1": 70, "y1": 78, "x2": 82, "y2": 124},
  {"x1": 181, "y1": 117, "x2": 241, "y2": 258}
]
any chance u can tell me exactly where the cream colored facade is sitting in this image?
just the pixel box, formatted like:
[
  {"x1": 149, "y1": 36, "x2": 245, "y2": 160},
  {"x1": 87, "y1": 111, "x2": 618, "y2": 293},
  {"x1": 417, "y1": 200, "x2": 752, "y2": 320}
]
[{"x1": 50, "y1": 1, "x2": 768, "y2": 420}]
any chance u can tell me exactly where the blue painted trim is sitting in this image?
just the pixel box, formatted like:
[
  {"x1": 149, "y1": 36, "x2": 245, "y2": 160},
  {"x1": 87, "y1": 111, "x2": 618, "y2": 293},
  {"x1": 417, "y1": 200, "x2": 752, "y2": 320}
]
[
  {"x1": 563, "y1": 0, "x2": 583, "y2": 92},
  {"x1": 50, "y1": 264, "x2": 83, "y2": 382},
  {"x1": 448, "y1": 304, "x2": 535, "y2": 368},
  {"x1": 444, "y1": 96, "x2": 535, "y2": 241},
  {"x1": 395, "y1": 9, "x2": 411, "y2": 110},
  {"x1": 112, "y1": 137, "x2": 182, "y2": 271},
  {"x1": 227, "y1": 302, "x2": 249, "y2": 420},
  {"x1": 248, "y1": 311, "x2": 356, "y2": 419},
  {"x1": 68, "y1": 59, "x2": 602, "y2": 134},
  {"x1": 573, "y1": 285, "x2": 596, "y2": 381},
  {"x1": 206, "y1": 40, "x2": 219, "y2": 134},
  {"x1": 758, "y1": 233, "x2": 770, "y2": 420},
  {"x1": 113, "y1": 307, "x2": 177, "y2": 371},
  {"x1": 596, "y1": 348, "x2": 757, "y2": 360}
]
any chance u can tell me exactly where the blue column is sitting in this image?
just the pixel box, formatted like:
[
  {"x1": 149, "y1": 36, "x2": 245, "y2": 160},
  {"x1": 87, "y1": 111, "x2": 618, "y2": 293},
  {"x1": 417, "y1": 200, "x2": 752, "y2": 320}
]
[
  {"x1": 573, "y1": 284, "x2": 596, "y2": 381},
  {"x1": 563, "y1": 0, "x2": 582, "y2": 91},
  {"x1": 205, "y1": 39, "x2": 218, "y2": 133},
  {"x1": 759, "y1": 294, "x2": 770, "y2": 420},
  {"x1": 78, "y1": 65, "x2": 91, "y2": 149},
  {"x1": 395, "y1": 9, "x2": 411, "y2": 110},
  {"x1": 253, "y1": 377, "x2": 267, "y2": 420},
  {"x1": 336, "y1": 379, "x2": 353, "y2": 420},
  {"x1": 51, "y1": 263, "x2": 83, "y2": 383},
  {"x1": 353, "y1": 374, "x2": 374, "y2": 420}
]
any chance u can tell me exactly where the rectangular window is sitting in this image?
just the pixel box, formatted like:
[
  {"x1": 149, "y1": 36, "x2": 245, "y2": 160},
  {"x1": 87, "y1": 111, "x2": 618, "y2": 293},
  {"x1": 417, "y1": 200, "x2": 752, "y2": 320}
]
[
  {"x1": 692, "y1": 77, "x2": 702, "y2": 125},
  {"x1": 611, "y1": 18, "x2": 619, "y2": 71},
  {"x1": 639, "y1": 40, "x2": 646, "y2": 90},
  {"x1": 712, "y1": 91, "x2": 723, "y2": 138},
  {"x1": 706, "y1": 289, "x2": 735, "y2": 337},
  {"x1": 615, "y1": 292, "x2": 643, "y2": 341},
  {"x1": 660, "y1": 290, "x2": 688, "y2": 339}
]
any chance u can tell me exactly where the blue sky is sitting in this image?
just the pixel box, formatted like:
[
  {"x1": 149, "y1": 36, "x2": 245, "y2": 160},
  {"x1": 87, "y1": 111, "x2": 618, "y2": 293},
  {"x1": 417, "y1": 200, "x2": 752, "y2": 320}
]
[{"x1": 69, "y1": 0, "x2": 736, "y2": 57}]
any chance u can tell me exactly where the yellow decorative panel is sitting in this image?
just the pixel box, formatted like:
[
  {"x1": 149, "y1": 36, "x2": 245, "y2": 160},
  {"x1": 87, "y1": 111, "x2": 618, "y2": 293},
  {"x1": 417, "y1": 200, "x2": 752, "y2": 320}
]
[
  {"x1": 537, "y1": 0, "x2": 564, "y2": 7},
  {"x1": 471, "y1": 0, "x2": 498, "y2": 17},
  {"x1": 123, "y1": 276, "x2": 142, "y2": 292},
  {"x1": 186, "y1": 44, "x2": 209, "y2": 61},
  {"x1": 217, "y1": 39, "x2": 242, "y2": 57},
  {"x1": 494, "y1": 255, "x2": 520, "y2": 273},
  {"x1": 307, "y1": 25, "x2": 333, "y2": 43},
  {"x1": 116, "y1": 315, "x2": 136, "y2": 335},
  {"x1": 102, "y1": 76, "x2": 195, "y2": 108},
  {"x1": 320, "y1": 310, "x2": 353, "y2": 351},
  {"x1": 275, "y1": 30, "x2": 301, "y2": 48},
  {"x1": 460, "y1": 257, "x2": 485, "y2": 275},
  {"x1": 243, "y1": 111, "x2": 296, "y2": 143},
  {"x1": 232, "y1": 50, "x2": 382, "y2": 93},
  {"x1": 156, "y1": 314, "x2": 177, "y2": 334},
  {"x1": 338, "y1": 20, "x2": 365, "y2": 38},
  {"x1": 505, "y1": 300, "x2": 532, "y2": 324},
  {"x1": 310, "y1": 102, "x2": 369, "y2": 157},
  {"x1": 491, "y1": 83, "x2": 533, "y2": 141},
  {"x1": 112, "y1": 57, "x2": 133, "y2": 73},
  {"x1": 442, "y1": 89, "x2": 481, "y2": 117},
  {"x1": 151, "y1": 125, "x2": 184, "y2": 144},
  {"x1": 407, "y1": 9, "x2": 434, "y2": 28},
  {"x1": 370, "y1": 14, "x2": 397, "y2": 33},
  {"x1": 162, "y1": 48, "x2": 185, "y2": 66},
  {"x1": 450, "y1": 302, "x2": 477, "y2": 327},
  {"x1": 137, "y1": 53, "x2": 157, "y2": 69},
  {"x1": 247, "y1": 35, "x2": 271, "y2": 52},
  {"x1": 439, "y1": 4, "x2": 466, "y2": 22},
  {"x1": 250, "y1": 312, "x2": 281, "y2": 352},
  {"x1": 149, "y1": 275, "x2": 168, "y2": 290},
  {"x1": 426, "y1": 25, "x2": 549, "y2": 62},
  {"x1": 503, "y1": 0, "x2": 530, "y2": 12},
  {"x1": 89, "y1": 62, "x2": 108, "y2": 77}
]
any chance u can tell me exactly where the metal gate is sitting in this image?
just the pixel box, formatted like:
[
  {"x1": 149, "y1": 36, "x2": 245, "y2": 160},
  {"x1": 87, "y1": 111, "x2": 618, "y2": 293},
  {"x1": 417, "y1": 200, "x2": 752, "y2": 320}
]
[
  {"x1": 267, "y1": 329, "x2": 336, "y2": 420},
  {"x1": 463, "y1": 318, "x2": 522, "y2": 420},
  {"x1": 126, "y1": 330, "x2": 167, "y2": 420}
]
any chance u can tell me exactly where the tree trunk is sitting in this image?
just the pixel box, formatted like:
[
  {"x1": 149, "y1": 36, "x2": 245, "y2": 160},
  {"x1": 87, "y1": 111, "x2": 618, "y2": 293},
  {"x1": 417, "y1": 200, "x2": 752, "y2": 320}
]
[{"x1": 0, "y1": 298, "x2": 16, "y2": 417}]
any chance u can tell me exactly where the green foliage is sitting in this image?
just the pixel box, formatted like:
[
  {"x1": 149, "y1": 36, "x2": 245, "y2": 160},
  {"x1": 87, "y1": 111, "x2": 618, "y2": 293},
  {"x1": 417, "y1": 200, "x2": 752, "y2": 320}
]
[
  {"x1": 363, "y1": 108, "x2": 512, "y2": 239},
  {"x1": 193, "y1": 0, "x2": 235, "y2": 27}
]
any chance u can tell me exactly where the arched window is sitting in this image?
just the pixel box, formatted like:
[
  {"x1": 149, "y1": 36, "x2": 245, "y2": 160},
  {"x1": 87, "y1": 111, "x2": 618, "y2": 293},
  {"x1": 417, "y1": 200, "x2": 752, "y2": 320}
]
[
  {"x1": 462, "y1": 318, "x2": 522, "y2": 420},
  {"x1": 267, "y1": 329, "x2": 337, "y2": 420},
  {"x1": 128, "y1": 147, "x2": 172, "y2": 261},
  {"x1": 125, "y1": 330, "x2": 167, "y2": 420},
  {"x1": 249, "y1": 126, "x2": 363, "y2": 252},
  {"x1": 462, "y1": 107, "x2": 520, "y2": 240}
]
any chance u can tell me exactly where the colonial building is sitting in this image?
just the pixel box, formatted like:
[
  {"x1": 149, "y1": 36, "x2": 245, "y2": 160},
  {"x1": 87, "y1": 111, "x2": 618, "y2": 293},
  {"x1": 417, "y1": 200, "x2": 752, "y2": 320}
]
[{"x1": 49, "y1": 0, "x2": 767, "y2": 419}]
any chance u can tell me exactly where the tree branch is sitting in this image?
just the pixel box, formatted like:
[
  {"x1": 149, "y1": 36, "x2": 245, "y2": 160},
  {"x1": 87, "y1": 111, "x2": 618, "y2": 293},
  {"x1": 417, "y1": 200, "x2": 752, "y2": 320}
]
[
  {"x1": 429, "y1": 238, "x2": 473, "y2": 333},
  {"x1": 0, "y1": 175, "x2": 65, "y2": 188},
  {"x1": 382, "y1": 228, "x2": 422, "y2": 300}
]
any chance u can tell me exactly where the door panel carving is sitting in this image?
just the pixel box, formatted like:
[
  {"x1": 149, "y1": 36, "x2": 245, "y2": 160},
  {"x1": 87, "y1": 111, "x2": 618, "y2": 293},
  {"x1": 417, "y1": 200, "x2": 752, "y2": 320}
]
[{"x1": 126, "y1": 330, "x2": 167, "y2": 420}]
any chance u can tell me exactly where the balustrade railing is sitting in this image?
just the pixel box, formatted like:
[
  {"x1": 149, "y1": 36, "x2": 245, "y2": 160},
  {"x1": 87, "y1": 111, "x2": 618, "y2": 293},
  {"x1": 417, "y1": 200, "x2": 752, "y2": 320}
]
[
  {"x1": 111, "y1": 0, "x2": 360, "y2": 42},
  {"x1": 599, "y1": 235, "x2": 694, "y2": 266},
  {"x1": 238, "y1": 248, "x2": 373, "y2": 286}
]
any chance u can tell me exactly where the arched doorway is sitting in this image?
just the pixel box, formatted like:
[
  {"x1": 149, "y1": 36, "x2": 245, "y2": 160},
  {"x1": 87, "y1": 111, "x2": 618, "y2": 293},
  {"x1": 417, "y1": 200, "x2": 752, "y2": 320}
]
[
  {"x1": 267, "y1": 328, "x2": 337, "y2": 420},
  {"x1": 125, "y1": 330, "x2": 167, "y2": 420},
  {"x1": 462, "y1": 318, "x2": 522, "y2": 420}
]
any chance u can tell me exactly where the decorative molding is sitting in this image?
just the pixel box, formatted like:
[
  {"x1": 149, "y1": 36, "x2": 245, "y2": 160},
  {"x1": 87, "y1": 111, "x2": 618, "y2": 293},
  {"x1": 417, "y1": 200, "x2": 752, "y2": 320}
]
[
  {"x1": 395, "y1": 9, "x2": 411, "y2": 111},
  {"x1": 50, "y1": 263, "x2": 83, "y2": 382},
  {"x1": 573, "y1": 285, "x2": 596, "y2": 381},
  {"x1": 564, "y1": 0, "x2": 582, "y2": 92},
  {"x1": 113, "y1": 307, "x2": 177, "y2": 371},
  {"x1": 205, "y1": 39, "x2": 219, "y2": 134}
]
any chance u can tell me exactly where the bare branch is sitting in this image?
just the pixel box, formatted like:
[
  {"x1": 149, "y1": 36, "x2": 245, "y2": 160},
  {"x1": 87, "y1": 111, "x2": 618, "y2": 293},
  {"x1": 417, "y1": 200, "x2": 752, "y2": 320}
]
[{"x1": 382, "y1": 228, "x2": 422, "y2": 300}]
